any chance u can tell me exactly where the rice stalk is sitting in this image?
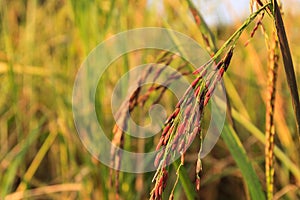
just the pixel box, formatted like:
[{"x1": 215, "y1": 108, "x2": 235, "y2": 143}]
[
  {"x1": 109, "y1": 52, "x2": 190, "y2": 199},
  {"x1": 149, "y1": 3, "x2": 270, "y2": 199},
  {"x1": 265, "y1": 31, "x2": 279, "y2": 200},
  {"x1": 150, "y1": 47, "x2": 234, "y2": 200}
]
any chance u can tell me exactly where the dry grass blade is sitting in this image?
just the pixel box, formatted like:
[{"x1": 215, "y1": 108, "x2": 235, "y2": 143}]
[
  {"x1": 4, "y1": 183, "x2": 82, "y2": 200},
  {"x1": 265, "y1": 31, "x2": 279, "y2": 200},
  {"x1": 0, "y1": 62, "x2": 54, "y2": 76},
  {"x1": 273, "y1": 0, "x2": 300, "y2": 138}
]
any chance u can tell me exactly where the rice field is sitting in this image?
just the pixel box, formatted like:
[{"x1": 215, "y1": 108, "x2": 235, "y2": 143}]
[{"x1": 0, "y1": 0, "x2": 299, "y2": 199}]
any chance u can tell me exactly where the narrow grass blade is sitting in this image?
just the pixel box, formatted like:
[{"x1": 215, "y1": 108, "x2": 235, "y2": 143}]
[
  {"x1": 231, "y1": 109, "x2": 300, "y2": 180},
  {"x1": 172, "y1": 160, "x2": 197, "y2": 200},
  {"x1": 185, "y1": 0, "x2": 217, "y2": 54},
  {"x1": 222, "y1": 124, "x2": 266, "y2": 200},
  {"x1": 0, "y1": 122, "x2": 44, "y2": 198},
  {"x1": 5, "y1": 183, "x2": 82, "y2": 200},
  {"x1": 273, "y1": 0, "x2": 300, "y2": 137},
  {"x1": 17, "y1": 127, "x2": 59, "y2": 191}
]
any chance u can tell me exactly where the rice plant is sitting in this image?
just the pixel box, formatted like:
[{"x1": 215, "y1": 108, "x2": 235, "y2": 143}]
[{"x1": 0, "y1": 0, "x2": 299, "y2": 200}]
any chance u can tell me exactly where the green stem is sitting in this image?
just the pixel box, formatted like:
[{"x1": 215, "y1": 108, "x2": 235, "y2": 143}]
[
  {"x1": 212, "y1": 3, "x2": 270, "y2": 60},
  {"x1": 172, "y1": 160, "x2": 196, "y2": 200},
  {"x1": 186, "y1": 0, "x2": 218, "y2": 54}
]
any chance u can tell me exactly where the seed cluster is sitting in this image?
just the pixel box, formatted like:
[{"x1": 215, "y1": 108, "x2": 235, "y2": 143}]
[
  {"x1": 150, "y1": 47, "x2": 234, "y2": 200},
  {"x1": 265, "y1": 31, "x2": 279, "y2": 200},
  {"x1": 109, "y1": 52, "x2": 191, "y2": 199}
]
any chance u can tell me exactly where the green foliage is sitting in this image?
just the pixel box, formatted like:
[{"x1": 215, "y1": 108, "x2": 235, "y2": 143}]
[{"x1": 0, "y1": 0, "x2": 299, "y2": 199}]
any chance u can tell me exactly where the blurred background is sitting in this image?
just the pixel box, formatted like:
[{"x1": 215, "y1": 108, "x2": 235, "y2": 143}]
[{"x1": 0, "y1": 0, "x2": 299, "y2": 199}]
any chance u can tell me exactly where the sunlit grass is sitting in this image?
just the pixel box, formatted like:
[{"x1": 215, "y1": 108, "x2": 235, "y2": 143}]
[{"x1": 0, "y1": 0, "x2": 299, "y2": 199}]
